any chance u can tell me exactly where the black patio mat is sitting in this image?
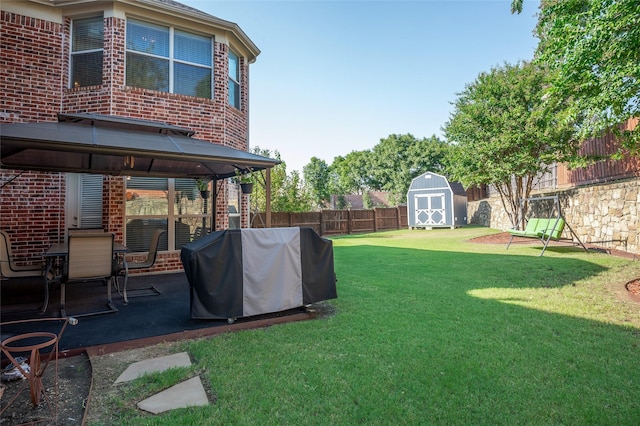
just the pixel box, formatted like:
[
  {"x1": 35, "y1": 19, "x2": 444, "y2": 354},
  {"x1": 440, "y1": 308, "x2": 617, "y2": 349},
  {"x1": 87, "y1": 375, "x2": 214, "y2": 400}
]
[{"x1": 1, "y1": 273, "x2": 310, "y2": 354}]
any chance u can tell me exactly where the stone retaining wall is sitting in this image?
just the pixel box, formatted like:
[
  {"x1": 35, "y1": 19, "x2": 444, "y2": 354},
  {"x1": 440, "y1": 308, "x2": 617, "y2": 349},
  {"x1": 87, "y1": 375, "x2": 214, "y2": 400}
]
[{"x1": 468, "y1": 178, "x2": 639, "y2": 255}]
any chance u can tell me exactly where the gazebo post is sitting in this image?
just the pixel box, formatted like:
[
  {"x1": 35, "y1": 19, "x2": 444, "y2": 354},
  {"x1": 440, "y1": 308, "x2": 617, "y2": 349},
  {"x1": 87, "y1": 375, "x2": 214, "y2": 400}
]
[
  {"x1": 212, "y1": 178, "x2": 219, "y2": 232},
  {"x1": 266, "y1": 168, "x2": 272, "y2": 228}
]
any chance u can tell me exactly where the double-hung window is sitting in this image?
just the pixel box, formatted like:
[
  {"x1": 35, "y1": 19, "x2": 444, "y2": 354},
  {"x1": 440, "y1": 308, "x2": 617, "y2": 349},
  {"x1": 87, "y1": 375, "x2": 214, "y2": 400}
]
[
  {"x1": 70, "y1": 16, "x2": 104, "y2": 88},
  {"x1": 228, "y1": 50, "x2": 240, "y2": 108},
  {"x1": 126, "y1": 19, "x2": 213, "y2": 98}
]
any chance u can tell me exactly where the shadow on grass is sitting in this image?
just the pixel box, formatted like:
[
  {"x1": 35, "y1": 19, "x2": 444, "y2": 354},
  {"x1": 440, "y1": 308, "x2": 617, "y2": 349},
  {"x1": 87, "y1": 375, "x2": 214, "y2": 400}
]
[{"x1": 330, "y1": 243, "x2": 639, "y2": 424}]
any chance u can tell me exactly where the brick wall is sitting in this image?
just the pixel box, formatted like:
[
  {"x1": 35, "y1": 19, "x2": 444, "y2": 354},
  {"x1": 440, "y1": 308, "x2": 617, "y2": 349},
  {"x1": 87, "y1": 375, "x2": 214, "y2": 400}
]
[
  {"x1": 1, "y1": 11, "x2": 67, "y2": 260},
  {"x1": 1, "y1": 9, "x2": 252, "y2": 269},
  {"x1": 0, "y1": 11, "x2": 63, "y2": 122}
]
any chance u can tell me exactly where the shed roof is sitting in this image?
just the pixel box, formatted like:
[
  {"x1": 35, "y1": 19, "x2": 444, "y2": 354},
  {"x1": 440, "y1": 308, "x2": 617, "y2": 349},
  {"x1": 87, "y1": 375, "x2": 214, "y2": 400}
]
[{"x1": 409, "y1": 172, "x2": 467, "y2": 196}]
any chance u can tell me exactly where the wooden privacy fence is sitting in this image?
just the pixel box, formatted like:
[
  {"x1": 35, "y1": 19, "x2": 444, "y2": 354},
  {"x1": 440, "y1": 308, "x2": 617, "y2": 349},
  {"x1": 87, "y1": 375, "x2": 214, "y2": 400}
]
[
  {"x1": 252, "y1": 206, "x2": 408, "y2": 236},
  {"x1": 466, "y1": 118, "x2": 640, "y2": 199},
  {"x1": 557, "y1": 118, "x2": 640, "y2": 187}
]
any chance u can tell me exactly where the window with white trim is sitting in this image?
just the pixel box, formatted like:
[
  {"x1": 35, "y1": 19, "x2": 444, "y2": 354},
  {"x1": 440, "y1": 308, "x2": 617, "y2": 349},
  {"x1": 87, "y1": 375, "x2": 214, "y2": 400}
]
[
  {"x1": 125, "y1": 19, "x2": 213, "y2": 98},
  {"x1": 70, "y1": 16, "x2": 104, "y2": 88},
  {"x1": 125, "y1": 177, "x2": 210, "y2": 252},
  {"x1": 228, "y1": 49, "x2": 240, "y2": 108}
]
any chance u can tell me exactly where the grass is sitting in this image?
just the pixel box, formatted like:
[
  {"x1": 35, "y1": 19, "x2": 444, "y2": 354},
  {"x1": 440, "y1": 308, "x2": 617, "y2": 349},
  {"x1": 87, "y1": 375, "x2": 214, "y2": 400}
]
[{"x1": 90, "y1": 227, "x2": 640, "y2": 425}]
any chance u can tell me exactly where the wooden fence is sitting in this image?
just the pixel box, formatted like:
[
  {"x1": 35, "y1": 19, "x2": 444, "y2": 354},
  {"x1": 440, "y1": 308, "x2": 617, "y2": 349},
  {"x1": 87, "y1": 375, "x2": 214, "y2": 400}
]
[
  {"x1": 467, "y1": 118, "x2": 640, "y2": 199},
  {"x1": 252, "y1": 206, "x2": 408, "y2": 236},
  {"x1": 557, "y1": 118, "x2": 640, "y2": 187}
]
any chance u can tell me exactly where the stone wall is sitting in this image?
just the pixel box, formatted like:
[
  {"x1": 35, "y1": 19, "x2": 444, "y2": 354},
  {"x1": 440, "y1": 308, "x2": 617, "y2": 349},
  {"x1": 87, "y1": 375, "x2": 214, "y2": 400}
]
[{"x1": 468, "y1": 178, "x2": 640, "y2": 255}]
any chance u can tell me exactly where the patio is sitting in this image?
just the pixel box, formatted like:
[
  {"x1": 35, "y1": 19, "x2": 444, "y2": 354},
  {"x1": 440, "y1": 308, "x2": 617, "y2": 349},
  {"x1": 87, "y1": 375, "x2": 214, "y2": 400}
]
[{"x1": 0, "y1": 273, "x2": 313, "y2": 356}]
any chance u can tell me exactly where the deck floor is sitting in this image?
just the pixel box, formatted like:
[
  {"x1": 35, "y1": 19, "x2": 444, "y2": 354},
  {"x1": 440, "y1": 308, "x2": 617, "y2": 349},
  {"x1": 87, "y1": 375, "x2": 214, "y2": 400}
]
[{"x1": 1, "y1": 273, "x2": 310, "y2": 355}]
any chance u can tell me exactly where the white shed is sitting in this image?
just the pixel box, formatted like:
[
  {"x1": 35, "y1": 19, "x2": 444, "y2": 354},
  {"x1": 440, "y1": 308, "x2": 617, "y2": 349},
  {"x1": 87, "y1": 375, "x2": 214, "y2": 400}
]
[{"x1": 407, "y1": 172, "x2": 467, "y2": 229}]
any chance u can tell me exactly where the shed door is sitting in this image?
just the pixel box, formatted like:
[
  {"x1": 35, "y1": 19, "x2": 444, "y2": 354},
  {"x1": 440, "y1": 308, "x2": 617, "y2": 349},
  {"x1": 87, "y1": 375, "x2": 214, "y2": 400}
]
[{"x1": 414, "y1": 193, "x2": 446, "y2": 226}]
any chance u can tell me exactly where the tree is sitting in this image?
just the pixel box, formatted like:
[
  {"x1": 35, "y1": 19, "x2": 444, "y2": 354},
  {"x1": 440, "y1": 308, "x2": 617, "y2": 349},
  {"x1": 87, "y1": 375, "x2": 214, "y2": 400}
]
[
  {"x1": 515, "y1": 0, "x2": 640, "y2": 155},
  {"x1": 362, "y1": 191, "x2": 373, "y2": 209},
  {"x1": 303, "y1": 157, "x2": 332, "y2": 209},
  {"x1": 330, "y1": 150, "x2": 373, "y2": 196},
  {"x1": 443, "y1": 61, "x2": 577, "y2": 228},
  {"x1": 369, "y1": 134, "x2": 450, "y2": 205},
  {"x1": 248, "y1": 147, "x2": 313, "y2": 213},
  {"x1": 272, "y1": 170, "x2": 313, "y2": 212},
  {"x1": 246, "y1": 147, "x2": 287, "y2": 214},
  {"x1": 322, "y1": 135, "x2": 449, "y2": 207}
]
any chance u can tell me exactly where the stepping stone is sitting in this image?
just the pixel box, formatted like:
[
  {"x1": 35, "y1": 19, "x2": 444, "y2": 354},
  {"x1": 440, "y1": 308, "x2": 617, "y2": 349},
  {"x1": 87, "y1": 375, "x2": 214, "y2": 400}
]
[
  {"x1": 137, "y1": 376, "x2": 209, "y2": 414},
  {"x1": 115, "y1": 352, "x2": 191, "y2": 383}
]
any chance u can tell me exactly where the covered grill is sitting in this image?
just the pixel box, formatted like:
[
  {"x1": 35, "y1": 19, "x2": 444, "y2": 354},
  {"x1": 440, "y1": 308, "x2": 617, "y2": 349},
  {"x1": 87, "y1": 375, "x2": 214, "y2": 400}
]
[{"x1": 181, "y1": 227, "x2": 337, "y2": 320}]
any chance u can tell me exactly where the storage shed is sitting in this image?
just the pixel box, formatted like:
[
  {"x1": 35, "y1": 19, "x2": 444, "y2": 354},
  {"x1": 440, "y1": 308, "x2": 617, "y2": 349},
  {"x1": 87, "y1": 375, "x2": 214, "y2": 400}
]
[{"x1": 407, "y1": 172, "x2": 467, "y2": 229}]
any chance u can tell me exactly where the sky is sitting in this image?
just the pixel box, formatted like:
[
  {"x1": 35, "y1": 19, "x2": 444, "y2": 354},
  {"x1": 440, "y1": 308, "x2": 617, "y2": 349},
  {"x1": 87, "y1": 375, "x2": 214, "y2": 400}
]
[{"x1": 181, "y1": 0, "x2": 540, "y2": 173}]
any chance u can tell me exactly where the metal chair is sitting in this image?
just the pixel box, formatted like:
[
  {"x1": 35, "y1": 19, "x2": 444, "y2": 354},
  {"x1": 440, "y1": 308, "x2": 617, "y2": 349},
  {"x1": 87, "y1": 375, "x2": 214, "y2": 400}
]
[
  {"x1": 0, "y1": 230, "x2": 49, "y2": 312},
  {"x1": 61, "y1": 233, "x2": 117, "y2": 318},
  {"x1": 67, "y1": 227, "x2": 105, "y2": 235},
  {"x1": 0, "y1": 230, "x2": 45, "y2": 279},
  {"x1": 113, "y1": 229, "x2": 165, "y2": 304}
]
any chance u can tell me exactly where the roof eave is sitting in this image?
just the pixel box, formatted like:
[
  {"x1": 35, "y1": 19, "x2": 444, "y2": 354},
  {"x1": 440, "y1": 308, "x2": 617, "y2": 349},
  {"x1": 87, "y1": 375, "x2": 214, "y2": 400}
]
[
  {"x1": 36, "y1": 0, "x2": 260, "y2": 61},
  {"x1": 134, "y1": 0, "x2": 261, "y2": 61}
]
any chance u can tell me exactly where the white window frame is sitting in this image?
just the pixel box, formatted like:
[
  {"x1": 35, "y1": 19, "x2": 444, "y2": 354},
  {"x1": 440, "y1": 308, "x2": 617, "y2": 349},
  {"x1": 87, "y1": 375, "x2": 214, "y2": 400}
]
[
  {"x1": 228, "y1": 48, "x2": 241, "y2": 109},
  {"x1": 69, "y1": 16, "x2": 104, "y2": 88},
  {"x1": 125, "y1": 18, "x2": 214, "y2": 98}
]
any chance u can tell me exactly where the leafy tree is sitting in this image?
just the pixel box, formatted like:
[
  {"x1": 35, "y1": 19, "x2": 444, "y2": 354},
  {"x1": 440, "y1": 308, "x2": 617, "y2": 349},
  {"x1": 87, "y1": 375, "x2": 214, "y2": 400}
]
[
  {"x1": 272, "y1": 170, "x2": 313, "y2": 212},
  {"x1": 369, "y1": 134, "x2": 450, "y2": 205},
  {"x1": 514, "y1": 0, "x2": 640, "y2": 155},
  {"x1": 330, "y1": 150, "x2": 373, "y2": 195},
  {"x1": 510, "y1": 0, "x2": 524, "y2": 14},
  {"x1": 321, "y1": 135, "x2": 449, "y2": 207},
  {"x1": 246, "y1": 147, "x2": 286, "y2": 213},
  {"x1": 334, "y1": 194, "x2": 348, "y2": 209},
  {"x1": 443, "y1": 61, "x2": 577, "y2": 229},
  {"x1": 248, "y1": 147, "x2": 312, "y2": 213},
  {"x1": 362, "y1": 191, "x2": 373, "y2": 209},
  {"x1": 303, "y1": 157, "x2": 332, "y2": 209}
]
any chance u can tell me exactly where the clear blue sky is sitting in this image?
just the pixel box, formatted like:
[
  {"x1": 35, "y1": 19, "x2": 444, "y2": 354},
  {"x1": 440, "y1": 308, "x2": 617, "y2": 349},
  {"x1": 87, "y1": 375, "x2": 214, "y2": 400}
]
[{"x1": 181, "y1": 0, "x2": 540, "y2": 173}]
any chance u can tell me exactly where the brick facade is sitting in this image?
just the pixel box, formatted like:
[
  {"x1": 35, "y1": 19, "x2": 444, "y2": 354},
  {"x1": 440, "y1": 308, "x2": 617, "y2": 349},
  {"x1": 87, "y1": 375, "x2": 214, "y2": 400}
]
[{"x1": 1, "y1": 3, "x2": 255, "y2": 274}]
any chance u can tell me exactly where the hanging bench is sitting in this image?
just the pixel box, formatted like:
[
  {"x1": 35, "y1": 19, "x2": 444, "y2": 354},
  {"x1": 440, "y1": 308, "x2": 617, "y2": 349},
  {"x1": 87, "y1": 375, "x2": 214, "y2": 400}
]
[{"x1": 506, "y1": 196, "x2": 588, "y2": 256}]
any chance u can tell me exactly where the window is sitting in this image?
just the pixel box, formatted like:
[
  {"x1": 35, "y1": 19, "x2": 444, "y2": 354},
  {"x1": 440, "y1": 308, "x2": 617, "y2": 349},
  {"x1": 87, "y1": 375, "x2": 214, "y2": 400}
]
[
  {"x1": 126, "y1": 19, "x2": 212, "y2": 98},
  {"x1": 228, "y1": 49, "x2": 240, "y2": 108},
  {"x1": 228, "y1": 180, "x2": 241, "y2": 229},
  {"x1": 125, "y1": 177, "x2": 210, "y2": 252},
  {"x1": 78, "y1": 174, "x2": 103, "y2": 228},
  {"x1": 71, "y1": 16, "x2": 104, "y2": 88}
]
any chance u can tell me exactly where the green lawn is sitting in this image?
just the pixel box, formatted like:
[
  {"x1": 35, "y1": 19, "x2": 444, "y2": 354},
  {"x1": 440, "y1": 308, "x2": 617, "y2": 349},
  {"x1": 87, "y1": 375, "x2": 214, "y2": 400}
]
[{"x1": 96, "y1": 227, "x2": 640, "y2": 425}]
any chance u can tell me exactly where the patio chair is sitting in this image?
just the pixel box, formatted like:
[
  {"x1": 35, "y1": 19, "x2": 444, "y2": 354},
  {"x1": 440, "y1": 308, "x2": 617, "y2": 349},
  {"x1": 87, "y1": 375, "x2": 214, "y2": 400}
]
[
  {"x1": 0, "y1": 230, "x2": 45, "y2": 280},
  {"x1": 0, "y1": 230, "x2": 49, "y2": 312},
  {"x1": 113, "y1": 229, "x2": 165, "y2": 304},
  {"x1": 67, "y1": 227, "x2": 105, "y2": 235},
  {"x1": 61, "y1": 232, "x2": 118, "y2": 318}
]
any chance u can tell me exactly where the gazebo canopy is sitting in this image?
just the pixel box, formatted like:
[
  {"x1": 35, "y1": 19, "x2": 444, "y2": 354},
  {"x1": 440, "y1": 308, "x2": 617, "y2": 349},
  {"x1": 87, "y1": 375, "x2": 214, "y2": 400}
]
[{"x1": 0, "y1": 113, "x2": 278, "y2": 179}]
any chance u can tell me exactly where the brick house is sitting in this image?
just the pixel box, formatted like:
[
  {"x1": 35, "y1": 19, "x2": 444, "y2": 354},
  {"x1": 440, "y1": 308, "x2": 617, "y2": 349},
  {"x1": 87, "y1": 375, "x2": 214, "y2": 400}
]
[{"x1": 0, "y1": 0, "x2": 276, "y2": 274}]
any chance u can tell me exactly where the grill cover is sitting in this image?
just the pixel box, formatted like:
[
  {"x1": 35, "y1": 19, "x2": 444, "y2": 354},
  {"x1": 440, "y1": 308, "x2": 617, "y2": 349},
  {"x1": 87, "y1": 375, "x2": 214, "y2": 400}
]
[{"x1": 181, "y1": 227, "x2": 337, "y2": 319}]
